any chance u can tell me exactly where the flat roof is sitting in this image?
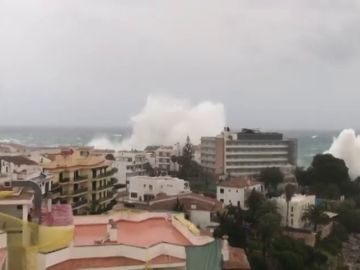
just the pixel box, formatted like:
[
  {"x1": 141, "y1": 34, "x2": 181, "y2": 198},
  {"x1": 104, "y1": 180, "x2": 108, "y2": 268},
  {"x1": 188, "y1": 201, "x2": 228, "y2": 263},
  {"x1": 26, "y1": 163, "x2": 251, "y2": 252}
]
[{"x1": 74, "y1": 217, "x2": 191, "y2": 247}]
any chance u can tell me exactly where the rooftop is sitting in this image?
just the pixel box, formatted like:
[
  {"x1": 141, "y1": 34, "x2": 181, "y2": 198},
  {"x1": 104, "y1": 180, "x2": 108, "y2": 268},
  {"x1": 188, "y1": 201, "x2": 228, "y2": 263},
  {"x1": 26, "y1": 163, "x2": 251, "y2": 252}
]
[
  {"x1": 74, "y1": 217, "x2": 191, "y2": 247},
  {"x1": 0, "y1": 155, "x2": 38, "y2": 166},
  {"x1": 218, "y1": 178, "x2": 261, "y2": 189},
  {"x1": 47, "y1": 255, "x2": 185, "y2": 270},
  {"x1": 42, "y1": 149, "x2": 111, "y2": 171},
  {"x1": 149, "y1": 193, "x2": 222, "y2": 212}
]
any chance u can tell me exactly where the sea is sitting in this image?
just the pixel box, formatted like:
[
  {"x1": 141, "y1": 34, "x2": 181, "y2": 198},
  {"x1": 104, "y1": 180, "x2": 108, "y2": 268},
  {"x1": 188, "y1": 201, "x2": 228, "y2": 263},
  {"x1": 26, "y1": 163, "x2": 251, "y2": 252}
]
[{"x1": 0, "y1": 126, "x2": 342, "y2": 168}]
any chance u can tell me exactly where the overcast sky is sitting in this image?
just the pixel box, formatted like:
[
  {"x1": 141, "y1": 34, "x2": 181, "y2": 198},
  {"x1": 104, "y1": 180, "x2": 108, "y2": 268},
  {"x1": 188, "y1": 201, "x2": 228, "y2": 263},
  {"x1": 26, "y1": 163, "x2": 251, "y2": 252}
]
[{"x1": 1, "y1": 0, "x2": 360, "y2": 129}]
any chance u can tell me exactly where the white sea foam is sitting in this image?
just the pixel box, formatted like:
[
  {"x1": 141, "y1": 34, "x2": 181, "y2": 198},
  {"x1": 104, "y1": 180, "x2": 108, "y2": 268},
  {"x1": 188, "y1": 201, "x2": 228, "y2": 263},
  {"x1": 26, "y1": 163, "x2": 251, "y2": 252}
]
[
  {"x1": 327, "y1": 129, "x2": 360, "y2": 180},
  {"x1": 88, "y1": 95, "x2": 226, "y2": 151}
]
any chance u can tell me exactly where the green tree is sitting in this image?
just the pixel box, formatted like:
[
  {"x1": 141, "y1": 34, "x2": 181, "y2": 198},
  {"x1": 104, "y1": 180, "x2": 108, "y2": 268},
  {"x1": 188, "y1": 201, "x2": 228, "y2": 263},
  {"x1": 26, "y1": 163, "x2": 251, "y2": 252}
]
[
  {"x1": 214, "y1": 206, "x2": 247, "y2": 248},
  {"x1": 254, "y1": 201, "x2": 278, "y2": 222},
  {"x1": 259, "y1": 167, "x2": 284, "y2": 193},
  {"x1": 301, "y1": 205, "x2": 329, "y2": 231},
  {"x1": 246, "y1": 190, "x2": 265, "y2": 220},
  {"x1": 257, "y1": 212, "x2": 281, "y2": 257}
]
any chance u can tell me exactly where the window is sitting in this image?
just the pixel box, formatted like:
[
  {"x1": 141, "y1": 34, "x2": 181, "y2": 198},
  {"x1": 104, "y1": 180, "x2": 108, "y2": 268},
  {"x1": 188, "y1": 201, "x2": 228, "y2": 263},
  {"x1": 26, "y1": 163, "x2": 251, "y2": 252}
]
[
  {"x1": 291, "y1": 206, "x2": 294, "y2": 212},
  {"x1": 220, "y1": 199, "x2": 224, "y2": 203},
  {"x1": 149, "y1": 185, "x2": 153, "y2": 191},
  {"x1": 220, "y1": 188, "x2": 224, "y2": 194},
  {"x1": 130, "y1": 192, "x2": 138, "y2": 198},
  {"x1": 143, "y1": 184, "x2": 147, "y2": 188},
  {"x1": 237, "y1": 201, "x2": 241, "y2": 208}
]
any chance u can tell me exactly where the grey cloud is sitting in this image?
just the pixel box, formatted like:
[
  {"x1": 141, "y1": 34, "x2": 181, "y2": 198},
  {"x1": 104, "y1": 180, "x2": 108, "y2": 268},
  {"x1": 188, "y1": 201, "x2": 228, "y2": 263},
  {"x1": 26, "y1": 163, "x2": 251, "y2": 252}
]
[{"x1": 1, "y1": 0, "x2": 360, "y2": 129}]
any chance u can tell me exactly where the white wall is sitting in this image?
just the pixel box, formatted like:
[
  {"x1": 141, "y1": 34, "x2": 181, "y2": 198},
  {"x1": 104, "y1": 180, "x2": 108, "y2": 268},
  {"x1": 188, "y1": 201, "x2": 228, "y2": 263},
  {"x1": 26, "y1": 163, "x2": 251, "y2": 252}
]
[
  {"x1": 216, "y1": 183, "x2": 264, "y2": 209},
  {"x1": 272, "y1": 194, "x2": 316, "y2": 229},
  {"x1": 128, "y1": 176, "x2": 190, "y2": 202}
]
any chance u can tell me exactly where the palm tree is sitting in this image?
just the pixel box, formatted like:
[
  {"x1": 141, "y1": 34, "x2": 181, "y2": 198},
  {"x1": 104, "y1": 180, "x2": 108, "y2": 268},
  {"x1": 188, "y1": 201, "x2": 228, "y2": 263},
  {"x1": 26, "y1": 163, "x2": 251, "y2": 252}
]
[
  {"x1": 301, "y1": 204, "x2": 329, "y2": 231},
  {"x1": 285, "y1": 184, "x2": 296, "y2": 227}
]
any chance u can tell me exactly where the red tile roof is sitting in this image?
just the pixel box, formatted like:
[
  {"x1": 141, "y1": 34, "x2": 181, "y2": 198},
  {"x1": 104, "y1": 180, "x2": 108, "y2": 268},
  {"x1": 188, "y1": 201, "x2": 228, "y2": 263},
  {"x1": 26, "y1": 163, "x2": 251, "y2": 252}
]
[
  {"x1": 149, "y1": 193, "x2": 222, "y2": 212},
  {"x1": 0, "y1": 156, "x2": 38, "y2": 166},
  {"x1": 218, "y1": 177, "x2": 261, "y2": 189}
]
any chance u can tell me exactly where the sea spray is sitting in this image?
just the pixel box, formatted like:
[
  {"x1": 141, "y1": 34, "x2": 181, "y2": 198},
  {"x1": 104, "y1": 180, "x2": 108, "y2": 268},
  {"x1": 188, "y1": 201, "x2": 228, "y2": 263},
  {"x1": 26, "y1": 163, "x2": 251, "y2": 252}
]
[
  {"x1": 88, "y1": 95, "x2": 226, "y2": 150},
  {"x1": 327, "y1": 129, "x2": 360, "y2": 180}
]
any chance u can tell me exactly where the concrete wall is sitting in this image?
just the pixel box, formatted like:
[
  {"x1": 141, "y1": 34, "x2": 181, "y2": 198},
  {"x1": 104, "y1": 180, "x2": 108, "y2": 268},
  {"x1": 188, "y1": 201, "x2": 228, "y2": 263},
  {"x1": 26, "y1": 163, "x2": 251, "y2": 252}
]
[
  {"x1": 273, "y1": 195, "x2": 316, "y2": 229},
  {"x1": 217, "y1": 184, "x2": 264, "y2": 209}
]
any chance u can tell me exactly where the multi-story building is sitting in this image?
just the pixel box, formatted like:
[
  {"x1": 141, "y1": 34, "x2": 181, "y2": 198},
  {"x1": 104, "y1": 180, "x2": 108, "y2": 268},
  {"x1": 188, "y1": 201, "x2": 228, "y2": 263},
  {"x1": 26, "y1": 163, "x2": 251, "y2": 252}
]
[
  {"x1": 113, "y1": 151, "x2": 147, "y2": 185},
  {"x1": 272, "y1": 194, "x2": 316, "y2": 229},
  {"x1": 216, "y1": 178, "x2": 265, "y2": 209},
  {"x1": 42, "y1": 148, "x2": 117, "y2": 215},
  {"x1": 145, "y1": 145, "x2": 180, "y2": 174},
  {"x1": 201, "y1": 127, "x2": 297, "y2": 178},
  {"x1": 127, "y1": 176, "x2": 191, "y2": 202}
]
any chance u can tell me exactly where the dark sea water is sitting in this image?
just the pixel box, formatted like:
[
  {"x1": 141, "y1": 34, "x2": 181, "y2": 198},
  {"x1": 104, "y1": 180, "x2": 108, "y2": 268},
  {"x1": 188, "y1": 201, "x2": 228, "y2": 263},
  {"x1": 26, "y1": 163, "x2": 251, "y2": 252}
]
[{"x1": 0, "y1": 126, "x2": 342, "y2": 168}]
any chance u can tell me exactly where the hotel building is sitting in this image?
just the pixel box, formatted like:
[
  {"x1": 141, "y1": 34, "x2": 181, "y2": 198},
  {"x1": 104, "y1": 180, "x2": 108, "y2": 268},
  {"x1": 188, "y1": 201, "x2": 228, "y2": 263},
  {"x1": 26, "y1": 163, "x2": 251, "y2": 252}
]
[{"x1": 201, "y1": 127, "x2": 297, "y2": 178}]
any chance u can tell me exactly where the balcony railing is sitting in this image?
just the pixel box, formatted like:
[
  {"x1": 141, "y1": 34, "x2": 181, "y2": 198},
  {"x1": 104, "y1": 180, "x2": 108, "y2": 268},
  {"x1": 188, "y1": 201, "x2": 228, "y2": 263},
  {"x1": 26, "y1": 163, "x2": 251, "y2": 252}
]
[
  {"x1": 73, "y1": 187, "x2": 88, "y2": 195},
  {"x1": 59, "y1": 177, "x2": 70, "y2": 183},
  {"x1": 92, "y1": 183, "x2": 113, "y2": 193},
  {"x1": 74, "y1": 175, "x2": 88, "y2": 182},
  {"x1": 93, "y1": 168, "x2": 118, "y2": 179},
  {"x1": 72, "y1": 199, "x2": 88, "y2": 209},
  {"x1": 95, "y1": 193, "x2": 114, "y2": 204}
]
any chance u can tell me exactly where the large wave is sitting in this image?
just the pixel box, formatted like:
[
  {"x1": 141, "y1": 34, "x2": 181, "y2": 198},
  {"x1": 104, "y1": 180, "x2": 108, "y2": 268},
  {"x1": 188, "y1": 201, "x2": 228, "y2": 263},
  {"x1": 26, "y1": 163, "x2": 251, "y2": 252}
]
[
  {"x1": 327, "y1": 129, "x2": 360, "y2": 180},
  {"x1": 88, "y1": 95, "x2": 226, "y2": 150}
]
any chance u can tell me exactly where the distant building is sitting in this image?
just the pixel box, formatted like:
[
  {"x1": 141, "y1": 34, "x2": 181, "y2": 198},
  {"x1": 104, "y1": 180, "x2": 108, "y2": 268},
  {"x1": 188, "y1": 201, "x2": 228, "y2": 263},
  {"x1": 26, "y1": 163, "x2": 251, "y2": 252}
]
[
  {"x1": 217, "y1": 178, "x2": 265, "y2": 209},
  {"x1": 127, "y1": 176, "x2": 191, "y2": 202},
  {"x1": 113, "y1": 151, "x2": 147, "y2": 185},
  {"x1": 0, "y1": 155, "x2": 52, "y2": 195},
  {"x1": 145, "y1": 145, "x2": 181, "y2": 174},
  {"x1": 272, "y1": 194, "x2": 316, "y2": 229},
  {"x1": 42, "y1": 148, "x2": 117, "y2": 215},
  {"x1": 201, "y1": 127, "x2": 297, "y2": 178}
]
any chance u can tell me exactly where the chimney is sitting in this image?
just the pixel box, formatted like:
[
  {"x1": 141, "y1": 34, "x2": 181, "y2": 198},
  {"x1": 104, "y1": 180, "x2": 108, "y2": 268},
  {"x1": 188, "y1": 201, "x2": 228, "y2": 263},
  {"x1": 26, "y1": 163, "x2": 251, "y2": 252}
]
[
  {"x1": 222, "y1": 235, "x2": 230, "y2": 262},
  {"x1": 108, "y1": 219, "x2": 117, "y2": 242}
]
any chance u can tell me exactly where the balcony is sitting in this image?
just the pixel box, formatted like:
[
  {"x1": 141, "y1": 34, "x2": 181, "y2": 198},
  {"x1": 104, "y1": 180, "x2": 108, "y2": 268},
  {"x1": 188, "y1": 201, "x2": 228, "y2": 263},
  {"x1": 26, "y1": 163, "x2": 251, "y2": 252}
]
[
  {"x1": 72, "y1": 199, "x2": 88, "y2": 210},
  {"x1": 59, "y1": 177, "x2": 70, "y2": 184},
  {"x1": 93, "y1": 168, "x2": 118, "y2": 180},
  {"x1": 92, "y1": 182, "x2": 113, "y2": 193},
  {"x1": 74, "y1": 175, "x2": 88, "y2": 183},
  {"x1": 51, "y1": 183, "x2": 61, "y2": 193},
  {"x1": 94, "y1": 193, "x2": 114, "y2": 204},
  {"x1": 72, "y1": 187, "x2": 88, "y2": 197}
]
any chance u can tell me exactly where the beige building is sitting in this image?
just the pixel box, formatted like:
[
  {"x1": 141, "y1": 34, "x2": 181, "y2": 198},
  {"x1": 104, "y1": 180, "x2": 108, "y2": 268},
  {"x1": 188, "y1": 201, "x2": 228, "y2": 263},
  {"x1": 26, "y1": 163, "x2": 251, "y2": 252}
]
[
  {"x1": 42, "y1": 148, "x2": 117, "y2": 215},
  {"x1": 201, "y1": 127, "x2": 297, "y2": 178}
]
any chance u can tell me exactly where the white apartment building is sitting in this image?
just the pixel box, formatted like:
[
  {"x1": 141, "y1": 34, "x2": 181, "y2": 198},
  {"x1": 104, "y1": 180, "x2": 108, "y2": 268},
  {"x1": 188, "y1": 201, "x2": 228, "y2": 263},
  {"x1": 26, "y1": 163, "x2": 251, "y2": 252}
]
[
  {"x1": 128, "y1": 176, "x2": 191, "y2": 202},
  {"x1": 272, "y1": 194, "x2": 316, "y2": 229},
  {"x1": 201, "y1": 127, "x2": 297, "y2": 177},
  {"x1": 0, "y1": 156, "x2": 52, "y2": 195},
  {"x1": 145, "y1": 145, "x2": 180, "y2": 174},
  {"x1": 113, "y1": 151, "x2": 148, "y2": 185},
  {"x1": 216, "y1": 178, "x2": 265, "y2": 209}
]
